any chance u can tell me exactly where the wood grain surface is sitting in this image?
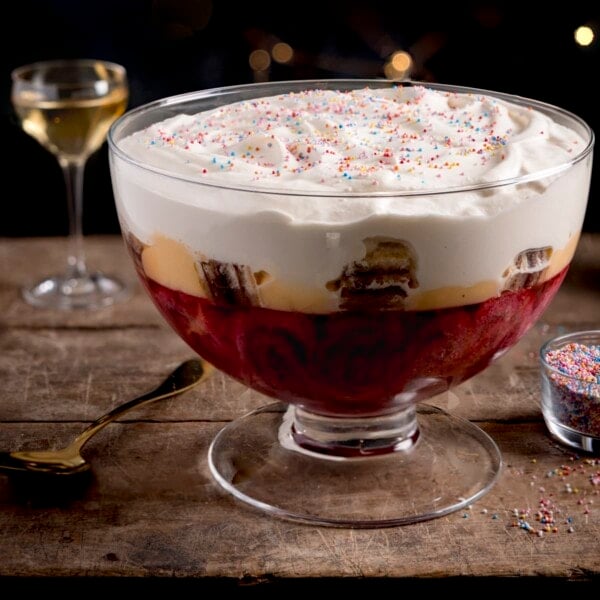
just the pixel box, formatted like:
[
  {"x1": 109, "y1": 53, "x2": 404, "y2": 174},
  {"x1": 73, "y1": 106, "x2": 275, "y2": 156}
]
[{"x1": 0, "y1": 234, "x2": 598, "y2": 586}]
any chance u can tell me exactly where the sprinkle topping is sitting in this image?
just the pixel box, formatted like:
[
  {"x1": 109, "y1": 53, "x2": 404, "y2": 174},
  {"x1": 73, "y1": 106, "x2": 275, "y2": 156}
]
[{"x1": 122, "y1": 86, "x2": 584, "y2": 192}]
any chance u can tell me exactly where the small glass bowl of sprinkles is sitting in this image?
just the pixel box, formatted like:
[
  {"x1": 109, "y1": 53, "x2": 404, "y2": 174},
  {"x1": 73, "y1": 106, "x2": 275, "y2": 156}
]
[{"x1": 540, "y1": 330, "x2": 600, "y2": 453}]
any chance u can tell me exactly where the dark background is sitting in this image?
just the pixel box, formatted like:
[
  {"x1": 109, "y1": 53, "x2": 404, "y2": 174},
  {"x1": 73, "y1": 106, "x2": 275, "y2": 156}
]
[{"x1": 2, "y1": 0, "x2": 598, "y2": 236}]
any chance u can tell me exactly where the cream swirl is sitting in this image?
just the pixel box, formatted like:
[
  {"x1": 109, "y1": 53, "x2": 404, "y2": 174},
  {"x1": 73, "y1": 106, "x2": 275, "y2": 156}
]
[{"x1": 119, "y1": 85, "x2": 584, "y2": 193}]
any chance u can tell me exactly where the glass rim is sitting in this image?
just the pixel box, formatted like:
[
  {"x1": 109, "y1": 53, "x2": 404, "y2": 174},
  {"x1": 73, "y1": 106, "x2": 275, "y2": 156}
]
[
  {"x1": 11, "y1": 58, "x2": 127, "y2": 83},
  {"x1": 108, "y1": 78, "x2": 595, "y2": 198},
  {"x1": 539, "y1": 329, "x2": 600, "y2": 382}
]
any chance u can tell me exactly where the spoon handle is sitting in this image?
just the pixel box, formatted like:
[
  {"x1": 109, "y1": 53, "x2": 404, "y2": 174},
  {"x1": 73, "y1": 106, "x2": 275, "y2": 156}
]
[
  {"x1": 0, "y1": 452, "x2": 36, "y2": 473},
  {"x1": 71, "y1": 358, "x2": 212, "y2": 453}
]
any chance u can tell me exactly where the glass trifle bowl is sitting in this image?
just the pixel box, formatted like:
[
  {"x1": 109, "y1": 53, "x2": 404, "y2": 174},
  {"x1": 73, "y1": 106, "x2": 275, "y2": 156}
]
[{"x1": 108, "y1": 80, "x2": 593, "y2": 527}]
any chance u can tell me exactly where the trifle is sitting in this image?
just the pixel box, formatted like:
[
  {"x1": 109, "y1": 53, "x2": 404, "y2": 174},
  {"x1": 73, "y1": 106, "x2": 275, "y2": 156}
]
[{"x1": 109, "y1": 80, "x2": 593, "y2": 526}]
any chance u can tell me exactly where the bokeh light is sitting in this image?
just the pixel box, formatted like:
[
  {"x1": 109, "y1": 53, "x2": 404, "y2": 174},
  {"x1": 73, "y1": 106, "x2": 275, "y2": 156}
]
[
  {"x1": 272, "y1": 42, "x2": 294, "y2": 64},
  {"x1": 152, "y1": 0, "x2": 212, "y2": 40},
  {"x1": 249, "y1": 49, "x2": 271, "y2": 71},
  {"x1": 574, "y1": 25, "x2": 594, "y2": 46},
  {"x1": 384, "y1": 50, "x2": 412, "y2": 79},
  {"x1": 391, "y1": 51, "x2": 412, "y2": 71}
]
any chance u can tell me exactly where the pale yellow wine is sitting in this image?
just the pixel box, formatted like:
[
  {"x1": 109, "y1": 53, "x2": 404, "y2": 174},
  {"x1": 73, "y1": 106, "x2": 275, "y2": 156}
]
[{"x1": 13, "y1": 88, "x2": 128, "y2": 160}]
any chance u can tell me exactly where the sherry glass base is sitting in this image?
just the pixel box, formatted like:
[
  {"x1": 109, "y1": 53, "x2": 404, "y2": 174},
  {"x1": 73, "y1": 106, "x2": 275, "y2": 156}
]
[
  {"x1": 22, "y1": 272, "x2": 129, "y2": 310},
  {"x1": 209, "y1": 403, "x2": 502, "y2": 528}
]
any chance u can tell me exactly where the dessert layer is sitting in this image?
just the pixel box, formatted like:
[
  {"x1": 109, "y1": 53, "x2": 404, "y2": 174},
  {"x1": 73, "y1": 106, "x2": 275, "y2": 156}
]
[
  {"x1": 112, "y1": 84, "x2": 592, "y2": 312},
  {"x1": 119, "y1": 86, "x2": 585, "y2": 193},
  {"x1": 140, "y1": 267, "x2": 567, "y2": 415}
]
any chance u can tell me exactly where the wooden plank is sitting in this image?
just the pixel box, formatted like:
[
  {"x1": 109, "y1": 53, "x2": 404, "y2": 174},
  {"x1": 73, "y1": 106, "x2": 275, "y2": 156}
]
[
  {"x1": 0, "y1": 235, "x2": 597, "y2": 423},
  {"x1": 0, "y1": 421, "x2": 598, "y2": 579},
  {"x1": 0, "y1": 236, "x2": 159, "y2": 329},
  {"x1": 0, "y1": 322, "x2": 590, "y2": 424},
  {"x1": 0, "y1": 327, "x2": 266, "y2": 423},
  {"x1": 0, "y1": 234, "x2": 598, "y2": 330}
]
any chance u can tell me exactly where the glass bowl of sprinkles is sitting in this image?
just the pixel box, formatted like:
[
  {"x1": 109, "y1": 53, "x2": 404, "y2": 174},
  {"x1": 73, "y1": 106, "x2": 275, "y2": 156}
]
[{"x1": 541, "y1": 330, "x2": 600, "y2": 453}]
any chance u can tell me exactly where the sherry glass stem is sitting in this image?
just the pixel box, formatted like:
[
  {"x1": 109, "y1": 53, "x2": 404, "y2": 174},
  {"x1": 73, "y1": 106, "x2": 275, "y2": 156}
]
[{"x1": 62, "y1": 159, "x2": 87, "y2": 281}]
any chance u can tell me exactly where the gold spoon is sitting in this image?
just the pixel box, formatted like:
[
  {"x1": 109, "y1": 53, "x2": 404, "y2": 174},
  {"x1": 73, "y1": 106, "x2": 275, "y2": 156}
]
[{"x1": 0, "y1": 358, "x2": 212, "y2": 476}]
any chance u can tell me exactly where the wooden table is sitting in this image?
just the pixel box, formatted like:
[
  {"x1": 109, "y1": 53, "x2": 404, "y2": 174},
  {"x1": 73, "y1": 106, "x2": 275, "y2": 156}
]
[{"x1": 0, "y1": 235, "x2": 599, "y2": 589}]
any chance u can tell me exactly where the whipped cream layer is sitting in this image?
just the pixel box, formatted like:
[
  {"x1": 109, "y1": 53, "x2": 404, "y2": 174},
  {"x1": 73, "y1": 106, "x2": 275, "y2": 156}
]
[
  {"x1": 119, "y1": 86, "x2": 584, "y2": 193},
  {"x1": 111, "y1": 85, "x2": 592, "y2": 312}
]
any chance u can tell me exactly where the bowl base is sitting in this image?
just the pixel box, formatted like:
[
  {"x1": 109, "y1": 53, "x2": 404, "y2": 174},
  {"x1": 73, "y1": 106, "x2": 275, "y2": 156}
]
[
  {"x1": 208, "y1": 403, "x2": 502, "y2": 528},
  {"x1": 543, "y1": 417, "x2": 600, "y2": 453}
]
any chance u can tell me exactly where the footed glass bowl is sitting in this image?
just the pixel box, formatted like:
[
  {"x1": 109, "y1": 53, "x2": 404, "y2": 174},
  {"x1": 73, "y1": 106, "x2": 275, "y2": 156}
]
[{"x1": 108, "y1": 80, "x2": 593, "y2": 527}]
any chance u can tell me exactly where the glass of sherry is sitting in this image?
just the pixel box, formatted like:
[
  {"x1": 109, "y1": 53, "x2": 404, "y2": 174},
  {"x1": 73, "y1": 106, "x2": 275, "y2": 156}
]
[{"x1": 11, "y1": 59, "x2": 130, "y2": 309}]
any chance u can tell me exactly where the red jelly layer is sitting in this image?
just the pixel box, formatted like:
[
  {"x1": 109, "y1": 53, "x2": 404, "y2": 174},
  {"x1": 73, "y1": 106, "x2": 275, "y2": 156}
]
[{"x1": 141, "y1": 269, "x2": 567, "y2": 416}]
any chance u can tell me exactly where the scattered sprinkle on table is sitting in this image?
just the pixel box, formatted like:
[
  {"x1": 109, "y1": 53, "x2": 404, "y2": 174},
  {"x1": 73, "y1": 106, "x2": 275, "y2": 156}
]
[{"x1": 460, "y1": 456, "x2": 599, "y2": 538}]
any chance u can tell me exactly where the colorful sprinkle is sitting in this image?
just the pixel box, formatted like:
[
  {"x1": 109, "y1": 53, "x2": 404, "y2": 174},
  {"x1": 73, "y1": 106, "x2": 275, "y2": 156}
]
[
  {"x1": 125, "y1": 86, "x2": 581, "y2": 190},
  {"x1": 542, "y1": 341, "x2": 600, "y2": 437}
]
